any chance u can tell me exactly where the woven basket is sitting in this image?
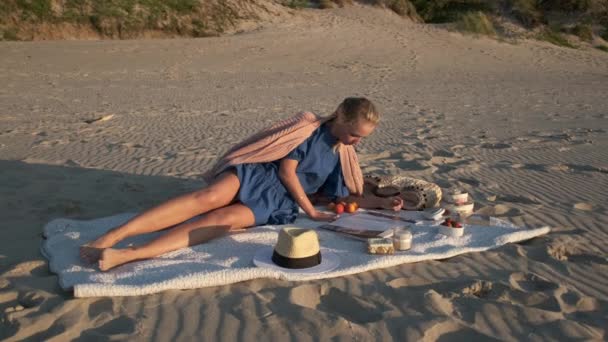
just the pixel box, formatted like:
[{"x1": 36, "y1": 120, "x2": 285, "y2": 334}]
[{"x1": 364, "y1": 175, "x2": 442, "y2": 210}]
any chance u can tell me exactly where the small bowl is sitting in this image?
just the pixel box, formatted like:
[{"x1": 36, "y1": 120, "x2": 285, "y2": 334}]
[
  {"x1": 447, "y1": 202, "x2": 475, "y2": 217},
  {"x1": 438, "y1": 225, "x2": 465, "y2": 237},
  {"x1": 450, "y1": 192, "x2": 469, "y2": 205}
]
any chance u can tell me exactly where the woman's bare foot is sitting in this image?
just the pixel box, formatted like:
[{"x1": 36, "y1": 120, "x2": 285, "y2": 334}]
[
  {"x1": 80, "y1": 244, "x2": 105, "y2": 264},
  {"x1": 98, "y1": 248, "x2": 134, "y2": 271},
  {"x1": 80, "y1": 234, "x2": 119, "y2": 264}
]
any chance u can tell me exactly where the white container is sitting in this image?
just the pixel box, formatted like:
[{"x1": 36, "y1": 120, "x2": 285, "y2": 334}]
[
  {"x1": 393, "y1": 228, "x2": 413, "y2": 250},
  {"x1": 423, "y1": 207, "x2": 445, "y2": 221},
  {"x1": 447, "y1": 202, "x2": 475, "y2": 218},
  {"x1": 450, "y1": 192, "x2": 469, "y2": 205},
  {"x1": 438, "y1": 225, "x2": 465, "y2": 237}
]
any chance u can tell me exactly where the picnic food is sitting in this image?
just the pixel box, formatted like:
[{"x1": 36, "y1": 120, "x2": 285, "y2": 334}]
[
  {"x1": 334, "y1": 203, "x2": 345, "y2": 214},
  {"x1": 367, "y1": 238, "x2": 395, "y2": 254},
  {"x1": 392, "y1": 228, "x2": 412, "y2": 251},
  {"x1": 449, "y1": 191, "x2": 469, "y2": 205},
  {"x1": 446, "y1": 202, "x2": 474, "y2": 217},
  {"x1": 439, "y1": 218, "x2": 465, "y2": 237},
  {"x1": 441, "y1": 218, "x2": 463, "y2": 228},
  {"x1": 329, "y1": 201, "x2": 358, "y2": 214}
]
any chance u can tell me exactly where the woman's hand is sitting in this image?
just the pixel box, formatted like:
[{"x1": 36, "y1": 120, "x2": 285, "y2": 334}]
[
  {"x1": 308, "y1": 210, "x2": 339, "y2": 222},
  {"x1": 381, "y1": 197, "x2": 403, "y2": 211}
]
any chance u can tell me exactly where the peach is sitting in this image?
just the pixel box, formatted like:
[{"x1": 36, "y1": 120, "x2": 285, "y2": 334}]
[
  {"x1": 334, "y1": 203, "x2": 345, "y2": 214},
  {"x1": 345, "y1": 202, "x2": 357, "y2": 213}
]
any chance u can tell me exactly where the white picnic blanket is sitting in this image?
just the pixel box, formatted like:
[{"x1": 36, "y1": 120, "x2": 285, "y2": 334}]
[{"x1": 41, "y1": 210, "x2": 550, "y2": 297}]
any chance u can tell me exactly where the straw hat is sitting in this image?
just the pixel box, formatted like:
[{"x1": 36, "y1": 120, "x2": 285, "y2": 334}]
[{"x1": 253, "y1": 227, "x2": 339, "y2": 274}]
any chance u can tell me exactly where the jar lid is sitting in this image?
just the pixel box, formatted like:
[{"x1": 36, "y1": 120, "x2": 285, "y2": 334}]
[{"x1": 394, "y1": 228, "x2": 412, "y2": 239}]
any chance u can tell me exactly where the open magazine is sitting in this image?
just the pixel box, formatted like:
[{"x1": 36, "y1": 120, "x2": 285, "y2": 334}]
[{"x1": 318, "y1": 212, "x2": 415, "y2": 240}]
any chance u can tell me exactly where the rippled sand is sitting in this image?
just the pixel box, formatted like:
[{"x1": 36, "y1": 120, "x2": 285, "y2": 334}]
[{"x1": 1, "y1": 5, "x2": 607, "y2": 341}]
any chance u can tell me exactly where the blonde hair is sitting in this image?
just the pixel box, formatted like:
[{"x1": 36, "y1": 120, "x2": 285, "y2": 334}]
[
  {"x1": 334, "y1": 97, "x2": 379, "y2": 125},
  {"x1": 332, "y1": 97, "x2": 379, "y2": 152}
]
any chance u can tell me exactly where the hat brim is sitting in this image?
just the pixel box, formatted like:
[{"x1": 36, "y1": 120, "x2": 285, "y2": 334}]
[{"x1": 253, "y1": 247, "x2": 340, "y2": 275}]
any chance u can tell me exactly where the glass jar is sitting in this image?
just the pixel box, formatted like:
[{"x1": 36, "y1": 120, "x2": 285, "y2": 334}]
[{"x1": 393, "y1": 227, "x2": 412, "y2": 251}]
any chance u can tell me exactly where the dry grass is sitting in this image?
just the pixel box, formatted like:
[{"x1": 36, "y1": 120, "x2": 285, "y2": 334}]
[
  {"x1": 571, "y1": 23, "x2": 593, "y2": 41},
  {"x1": 457, "y1": 11, "x2": 496, "y2": 36},
  {"x1": 0, "y1": 0, "x2": 240, "y2": 40},
  {"x1": 537, "y1": 27, "x2": 577, "y2": 48},
  {"x1": 601, "y1": 26, "x2": 608, "y2": 40},
  {"x1": 409, "y1": 0, "x2": 494, "y2": 23},
  {"x1": 1, "y1": 0, "x2": 607, "y2": 44},
  {"x1": 507, "y1": 0, "x2": 544, "y2": 28}
]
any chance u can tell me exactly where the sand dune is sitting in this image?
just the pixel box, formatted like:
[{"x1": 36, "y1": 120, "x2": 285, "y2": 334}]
[{"x1": 1, "y1": 5, "x2": 607, "y2": 341}]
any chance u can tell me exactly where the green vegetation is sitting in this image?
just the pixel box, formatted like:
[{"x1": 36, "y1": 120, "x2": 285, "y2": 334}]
[
  {"x1": 1, "y1": 0, "x2": 607, "y2": 45},
  {"x1": 317, "y1": 0, "x2": 335, "y2": 9},
  {"x1": 1, "y1": 27, "x2": 18, "y2": 40},
  {"x1": 15, "y1": 0, "x2": 53, "y2": 21},
  {"x1": 571, "y1": 24, "x2": 593, "y2": 41},
  {"x1": 537, "y1": 27, "x2": 577, "y2": 48},
  {"x1": 508, "y1": 0, "x2": 544, "y2": 27},
  {"x1": 596, "y1": 45, "x2": 608, "y2": 52},
  {"x1": 285, "y1": 0, "x2": 309, "y2": 9},
  {"x1": 0, "y1": 0, "x2": 239, "y2": 40},
  {"x1": 410, "y1": 0, "x2": 493, "y2": 23},
  {"x1": 373, "y1": 0, "x2": 419, "y2": 18},
  {"x1": 601, "y1": 27, "x2": 608, "y2": 41},
  {"x1": 456, "y1": 11, "x2": 495, "y2": 35}
]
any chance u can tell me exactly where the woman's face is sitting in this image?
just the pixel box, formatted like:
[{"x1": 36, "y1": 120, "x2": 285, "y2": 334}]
[{"x1": 332, "y1": 116, "x2": 376, "y2": 146}]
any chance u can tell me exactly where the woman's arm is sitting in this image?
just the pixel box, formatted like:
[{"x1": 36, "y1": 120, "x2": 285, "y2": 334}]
[{"x1": 279, "y1": 159, "x2": 338, "y2": 221}]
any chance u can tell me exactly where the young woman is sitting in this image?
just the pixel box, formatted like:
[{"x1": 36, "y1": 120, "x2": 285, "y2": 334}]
[{"x1": 81, "y1": 97, "x2": 403, "y2": 271}]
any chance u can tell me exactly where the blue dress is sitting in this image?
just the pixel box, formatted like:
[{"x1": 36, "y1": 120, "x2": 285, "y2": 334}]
[{"x1": 232, "y1": 123, "x2": 349, "y2": 225}]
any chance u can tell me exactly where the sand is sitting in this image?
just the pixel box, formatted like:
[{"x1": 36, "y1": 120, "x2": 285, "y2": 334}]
[{"x1": 1, "y1": 5, "x2": 607, "y2": 341}]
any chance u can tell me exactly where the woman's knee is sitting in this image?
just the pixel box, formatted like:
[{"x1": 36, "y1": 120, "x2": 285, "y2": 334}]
[
  {"x1": 205, "y1": 207, "x2": 253, "y2": 230},
  {"x1": 191, "y1": 188, "x2": 221, "y2": 208},
  {"x1": 199, "y1": 210, "x2": 230, "y2": 230}
]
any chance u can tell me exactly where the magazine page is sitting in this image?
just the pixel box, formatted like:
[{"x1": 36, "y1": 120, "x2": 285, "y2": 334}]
[{"x1": 317, "y1": 212, "x2": 410, "y2": 239}]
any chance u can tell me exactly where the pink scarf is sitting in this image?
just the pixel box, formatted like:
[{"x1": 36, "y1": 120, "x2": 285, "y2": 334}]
[{"x1": 205, "y1": 111, "x2": 363, "y2": 195}]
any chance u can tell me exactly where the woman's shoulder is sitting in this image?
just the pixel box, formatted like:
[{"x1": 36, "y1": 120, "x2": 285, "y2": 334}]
[{"x1": 295, "y1": 111, "x2": 320, "y2": 122}]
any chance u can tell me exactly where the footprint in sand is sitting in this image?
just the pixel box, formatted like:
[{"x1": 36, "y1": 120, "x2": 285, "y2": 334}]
[
  {"x1": 17, "y1": 291, "x2": 46, "y2": 309},
  {"x1": 456, "y1": 177, "x2": 481, "y2": 187},
  {"x1": 78, "y1": 316, "x2": 137, "y2": 339},
  {"x1": 547, "y1": 242, "x2": 608, "y2": 265},
  {"x1": 509, "y1": 272, "x2": 559, "y2": 292},
  {"x1": 288, "y1": 284, "x2": 322, "y2": 309},
  {"x1": 475, "y1": 204, "x2": 523, "y2": 217},
  {"x1": 496, "y1": 193, "x2": 542, "y2": 205},
  {"x1": 567, "y1": 164, "x2": 608, "y2": 175},
  {"x1": 459, "y1": 280, "x2": 494, "y2": 299},
  {"x1": 432, "y1": 149, "x2": 456, "y2": 158},
  {"x1": 480, "y1": 142, "x2": 512, "y2": 149},
  {"x1": 88, "y1": 298, "x2": 114, "y2": 319},
  {"x1": 121, "y1": 142, "x2": 145, "y2": 149},
  {"x1": 567, "y1": 253, "x2": 608, "y2": 266},
  {"x1": 387, "y1": 276, "x2": 429, "y2": 288},
  {"x1": 318, "y1": 288, "x2": 385, "y2": 324},
  {"x1": 546, "y1": 242, "x2": 575, "y2": 261},
  {"x1": 395, "y1": 159, "x2": 432, "y2": 171}
]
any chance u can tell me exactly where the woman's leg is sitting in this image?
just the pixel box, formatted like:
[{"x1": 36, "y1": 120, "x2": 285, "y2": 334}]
[
  {"x1": 80, "y1": 171, "x2": 241, "y2": 263},
  {"x1": 98, "y1": 203, "x2": 256, "y2": 271}
]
